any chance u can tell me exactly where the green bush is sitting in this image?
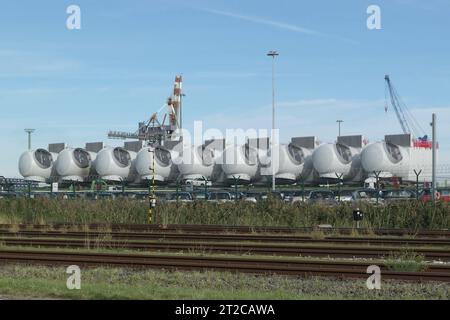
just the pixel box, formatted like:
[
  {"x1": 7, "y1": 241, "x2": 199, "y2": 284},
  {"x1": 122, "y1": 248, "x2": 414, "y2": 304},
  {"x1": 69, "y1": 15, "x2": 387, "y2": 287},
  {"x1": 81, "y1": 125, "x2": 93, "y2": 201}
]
[{"x1": 0, "y1": 198, "x2": 448, "y2": 229}]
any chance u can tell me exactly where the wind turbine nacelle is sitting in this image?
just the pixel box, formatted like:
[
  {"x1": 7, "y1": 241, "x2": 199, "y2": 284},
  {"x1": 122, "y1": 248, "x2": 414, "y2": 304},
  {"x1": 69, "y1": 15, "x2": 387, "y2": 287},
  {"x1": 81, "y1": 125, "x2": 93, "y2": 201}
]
[
  {"x1": 135, "y1": 146, "x2": 173, "y2": 183},
  {"x1": 312, "y1": 143, "x2": 361, "y2": 180},
  {"x1": 95, "y1": 147, "x2": 137, "y2": 182},
  {"x1": 55, "y1": 148, "x2": 96, "y2": 182},
  {"x1": 176, "y1": 145, "x2": 217, "y2": 181},
  {"x1": 221, "y1": 145, "x2": 259, "y2": 184},
  {"x1": 273, "y1": 143, "x2": 312, "y2": 183},
  {"x1": 18, "y1": 149, "x2": 56, "y2": 182},
  {"x1": 361, "y1": 141, "x2": 410, "y2": 178}
]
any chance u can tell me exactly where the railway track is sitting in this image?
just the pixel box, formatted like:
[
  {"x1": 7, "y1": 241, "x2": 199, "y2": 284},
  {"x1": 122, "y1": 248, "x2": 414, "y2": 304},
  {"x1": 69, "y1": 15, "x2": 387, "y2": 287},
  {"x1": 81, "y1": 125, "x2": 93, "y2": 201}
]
[
  {"x1": 0, "y1": 248, "x2": 448, "y2": 282},
  {"x1": 1, "y1": 223, "x2": 449, "y2": 237},
  {"x1": 1, "y1": 229, "x2": 449, "y2": 247},
  {"x1": 1, "y1": 237, "x2": 449, "y2": 260}
]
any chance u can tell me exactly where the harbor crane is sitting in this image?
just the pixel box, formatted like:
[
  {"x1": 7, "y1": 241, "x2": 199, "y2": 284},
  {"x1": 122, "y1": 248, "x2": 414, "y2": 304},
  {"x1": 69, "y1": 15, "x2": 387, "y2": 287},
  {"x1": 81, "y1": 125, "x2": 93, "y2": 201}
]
[
  {"x1": 384, "y1": 75, "x2": 428, "y2": 143},
  {"x1": 108, "y1": 75, "x2": 183, "y2": 144}
]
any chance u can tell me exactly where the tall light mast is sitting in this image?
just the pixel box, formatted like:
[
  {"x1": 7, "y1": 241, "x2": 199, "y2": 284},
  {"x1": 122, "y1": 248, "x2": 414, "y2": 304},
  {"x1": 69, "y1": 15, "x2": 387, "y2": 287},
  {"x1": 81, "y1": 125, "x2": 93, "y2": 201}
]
[{"x1": 24, "y1": 129, "x2": 35, "y2": 150}]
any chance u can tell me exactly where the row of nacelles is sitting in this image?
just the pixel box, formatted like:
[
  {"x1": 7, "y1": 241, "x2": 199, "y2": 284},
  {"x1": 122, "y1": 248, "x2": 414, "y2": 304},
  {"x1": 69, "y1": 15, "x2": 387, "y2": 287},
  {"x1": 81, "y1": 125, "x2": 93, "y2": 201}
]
[
  {"x1": 18, "y1": 134, "x2": 432, "y2": 184},
  {"x1": 18, "y1": 137, "x2": 318, "y2": 185},
  {"x1": 19, "y1": 142, "x2": 140, "y2": 184}
]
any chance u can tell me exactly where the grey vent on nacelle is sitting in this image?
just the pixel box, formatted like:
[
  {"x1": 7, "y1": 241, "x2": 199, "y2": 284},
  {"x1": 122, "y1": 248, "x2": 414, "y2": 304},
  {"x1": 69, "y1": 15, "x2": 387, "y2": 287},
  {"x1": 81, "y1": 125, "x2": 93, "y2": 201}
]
[
  {"x1": 291, "y1": 137, "x2": 316, "y2": 149},
  {"x1": 337, "y1": 135, "x2": 363, "y2": 148},
  {"x1": 124, "y1": 141, "x2": 144, "y2": 153},
  {"x1": 385, "y1": 134, "x2": 412, "y2": 147},
  {"x1": 85, "y1": 142, "x2": 104, "y2": 153},
  {"x1": 48, "y1": 143, "x2": 66, "y2": 154}
]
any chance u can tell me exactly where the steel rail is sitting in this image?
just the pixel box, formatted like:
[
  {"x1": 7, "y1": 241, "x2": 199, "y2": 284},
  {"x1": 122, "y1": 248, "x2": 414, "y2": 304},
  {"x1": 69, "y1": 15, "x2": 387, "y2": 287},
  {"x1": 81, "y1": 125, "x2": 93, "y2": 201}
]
[
  {"x1": 0, "y1": 223, "x2": 448, "y2": 237},
  {"x1": 1, "y1": 237, "x2": 449, "y2": 260},
  {"x1": 1, "y1": 230, "x2": 449, "y2": 247},
  {"x1": 0, "y1": 249, "x2": 448, "y2": 282}
]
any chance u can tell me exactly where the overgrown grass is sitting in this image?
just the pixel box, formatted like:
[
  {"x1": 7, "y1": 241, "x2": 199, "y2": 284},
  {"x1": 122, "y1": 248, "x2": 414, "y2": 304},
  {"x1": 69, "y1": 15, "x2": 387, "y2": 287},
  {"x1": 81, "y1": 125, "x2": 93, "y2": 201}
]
[
  {"x1": 0, "y1": 265, "x2": 448, "y2": 300},
  {"x1": 386, "y1": 249, "x2": 427, "y2": 272},
  {"x1": 0, "y1": 198, "x2": 449, "y2": 229}
]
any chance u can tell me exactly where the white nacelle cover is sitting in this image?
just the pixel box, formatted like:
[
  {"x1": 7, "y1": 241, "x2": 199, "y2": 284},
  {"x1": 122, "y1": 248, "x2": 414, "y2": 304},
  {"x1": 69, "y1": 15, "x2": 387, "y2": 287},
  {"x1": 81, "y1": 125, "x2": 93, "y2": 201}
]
[
  {"x1": 361, "y1": 142, "x2": 410, "y2": 177},
  {"x1": 135, "y1": 146, "x2": 173, "y2": 182},
  {"x1": 176, "y1": 145, "x2": 216, "y2": 180},
  {"x1": 18, "y1": 149, "x2": 55, "y2": 182},
  {"x1": 273, "y1": 143, "x2": 308, "y2": 182},
  {"x1": 312, "y1": 143, "x2": 359, "y2": 179},
  {"x1": 95, "y1": 147, "x2": 134, "y2": 182},
  {"x1": 221, "y1": 145, "x2": 259, "y2": 182},
  {"x1": 55, "y1": 148, "x2": 95, "y2": 182}
]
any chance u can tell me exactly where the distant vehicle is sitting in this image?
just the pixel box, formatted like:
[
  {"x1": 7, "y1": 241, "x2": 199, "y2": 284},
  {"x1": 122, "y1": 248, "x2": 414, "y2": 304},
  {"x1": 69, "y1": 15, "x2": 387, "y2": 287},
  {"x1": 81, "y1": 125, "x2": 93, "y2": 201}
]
[
  {"x1": 438, "y1": 189, "x2": 450, "y2": 202},
  {"x1": 230, "y1": 192, "x2": 245, "y2": 201},
  {"x1": 352, "y1": 189, "x2": 383, "y2": 204},
  {"x1": 420, "y1": 188, "x2": 450, "y2": 203},
  {"x1": 0, "y1": 192, "x2": 19, "y2": 199},
  {"x1": 32, "y1": 192, "x2": 52, "y2": 199},
  {"x1": 381, "y1": 189, "x2": 416, "y2": 202},
  {"x1": 207, "y1": 191, "x2": 233, "y2": 202},
  {"x1": 63, "y1": 193, "x2": 84, "y2": 200},
  {"x1": 108, "y1": 186, "x2": 124, "y2": 192},
  {"x1": 184, "y1": 177, "x2": 212, "y2": 187},
  {"x1": 260, "y1": 191, "x2": 284, "y2": 201},
  {"x1": 96, "y1": 192, "x2": 117, "y2": 200},
  {"x1": 166, "y1": 192, "x2": 193, "y2": 202},
  {"x1": 307, "y1": 190, "x2": 337, "y2": 205},
  {"x1": 192, "y1": 191, "x2": 208, "y2": 201},
  {"x1": 242, "y1": 192, "x2": 262, "y2": 203},
  {"x1": 335, "y1": 189, "x2": 354, "y2": 202},
  {"x1": 126, "y1": 192, "x2": 149, "y2": 201},
  {"x1": 287, "y1": 191, "x2": 309, "y2": 203}
]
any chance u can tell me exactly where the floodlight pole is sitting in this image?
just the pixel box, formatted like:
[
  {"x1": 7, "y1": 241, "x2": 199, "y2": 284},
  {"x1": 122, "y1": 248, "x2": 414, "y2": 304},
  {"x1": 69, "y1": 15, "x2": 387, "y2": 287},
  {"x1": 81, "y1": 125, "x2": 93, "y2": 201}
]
[
  {"x1": 24, "y1": 129, "x2": 35, "y2": 150},
  {"x1": 336, "y1": 120, "x2": 343, "y2": 137},
  {"x1": 267, "y1": 51, "x2": 279, "y2": 192}
]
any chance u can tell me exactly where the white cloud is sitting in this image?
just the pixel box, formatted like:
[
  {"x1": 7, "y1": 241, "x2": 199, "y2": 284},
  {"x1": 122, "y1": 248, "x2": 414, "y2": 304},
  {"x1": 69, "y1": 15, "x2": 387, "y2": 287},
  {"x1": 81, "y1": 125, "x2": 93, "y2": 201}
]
[
  {"x1": 201, "y1": 8, "x2": 358, "y2": 44},
  {"x1": 202, "y1": 8, "x2": 323, "y2": 36}
]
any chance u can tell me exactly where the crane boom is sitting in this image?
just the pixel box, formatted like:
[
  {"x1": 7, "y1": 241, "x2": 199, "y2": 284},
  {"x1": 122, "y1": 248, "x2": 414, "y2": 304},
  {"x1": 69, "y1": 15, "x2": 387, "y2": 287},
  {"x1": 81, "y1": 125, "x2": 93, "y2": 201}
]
[{"x1": 384, "y1": 75, "x2": 412, "y2": 135}]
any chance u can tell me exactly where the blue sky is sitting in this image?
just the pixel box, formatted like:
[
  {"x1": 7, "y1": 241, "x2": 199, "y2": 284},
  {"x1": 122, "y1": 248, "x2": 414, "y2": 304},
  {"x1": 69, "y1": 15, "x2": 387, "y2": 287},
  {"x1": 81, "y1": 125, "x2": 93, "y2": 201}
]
[{"x1": 1, "y1": 0, "x2": 449, "y2": 177}]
